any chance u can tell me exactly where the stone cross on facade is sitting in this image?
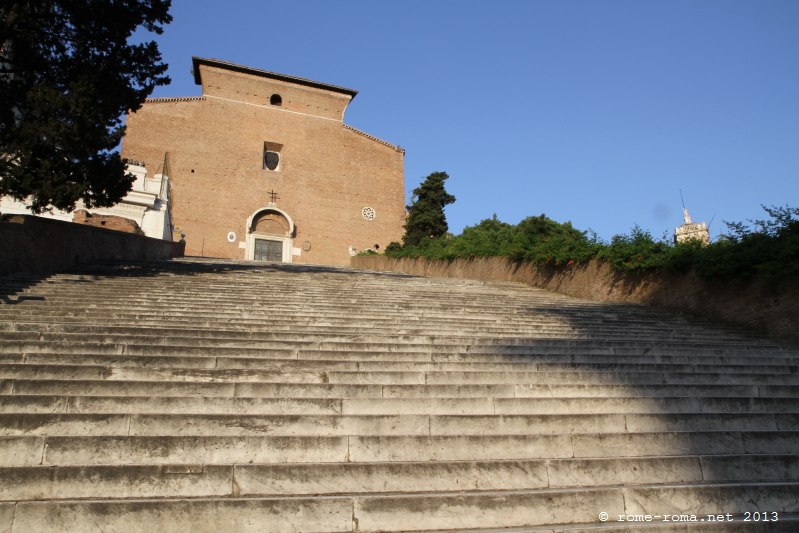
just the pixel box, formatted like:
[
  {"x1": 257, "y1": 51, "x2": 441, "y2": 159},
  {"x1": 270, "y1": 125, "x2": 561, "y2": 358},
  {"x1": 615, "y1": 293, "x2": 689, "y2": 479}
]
[{"x1": 268, "y1": 190, "x2": 279, "y2": 206}]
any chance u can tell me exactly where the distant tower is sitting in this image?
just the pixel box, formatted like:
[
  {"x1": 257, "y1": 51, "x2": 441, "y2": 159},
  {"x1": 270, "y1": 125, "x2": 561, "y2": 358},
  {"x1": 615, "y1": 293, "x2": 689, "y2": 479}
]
[{"x1": 674, "y1": 191, "x2": 709, "y2": 245}]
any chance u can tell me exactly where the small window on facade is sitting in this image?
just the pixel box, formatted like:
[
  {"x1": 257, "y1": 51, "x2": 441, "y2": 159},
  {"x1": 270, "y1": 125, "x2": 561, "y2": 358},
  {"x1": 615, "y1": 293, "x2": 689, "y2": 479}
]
[
  {"x1": 263, "y1": 141, "x2": 282, "y2": 171},
  {"x1": 270, "y1": 94, "x2": 282, "y2": 106}
]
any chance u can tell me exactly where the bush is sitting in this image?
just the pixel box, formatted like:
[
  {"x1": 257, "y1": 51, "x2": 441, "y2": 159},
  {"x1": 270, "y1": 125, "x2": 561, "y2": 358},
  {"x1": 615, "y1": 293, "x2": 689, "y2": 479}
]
[
  {"x1": 510, "y1": 215, "x2": 601, "y2": 266},
  {"x1": 447, "y1": 217, "x2": 519, "y2": 258},
  {"x1": 381, "y1": 204, "x2": 798, "y2": 285},
  {"x1": 384, "y1": 241, "x2": 402, "y2": 254},
  {"x1": 597, "y1": 225, "x2": 671, "y2": 274}
]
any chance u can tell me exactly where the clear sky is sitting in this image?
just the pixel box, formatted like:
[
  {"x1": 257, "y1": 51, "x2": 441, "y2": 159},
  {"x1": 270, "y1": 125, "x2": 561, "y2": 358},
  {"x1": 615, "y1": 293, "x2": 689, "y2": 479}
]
[{"x1": 140, "y1": 0, "x2": 799, "y2": 242}]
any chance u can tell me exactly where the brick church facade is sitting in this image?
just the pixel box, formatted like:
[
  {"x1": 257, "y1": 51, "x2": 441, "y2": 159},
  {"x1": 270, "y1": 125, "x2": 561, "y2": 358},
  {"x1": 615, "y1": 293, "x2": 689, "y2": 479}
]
[{"x1": 121, "y1": 57, "x2": 405, "y2": 265}]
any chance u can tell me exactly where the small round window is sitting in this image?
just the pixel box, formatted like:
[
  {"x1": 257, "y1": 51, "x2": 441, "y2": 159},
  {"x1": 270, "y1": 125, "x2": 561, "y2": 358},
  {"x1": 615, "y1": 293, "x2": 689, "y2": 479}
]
[{"x1": 362, "y1": 207, "x2": 376, "y2": 221}]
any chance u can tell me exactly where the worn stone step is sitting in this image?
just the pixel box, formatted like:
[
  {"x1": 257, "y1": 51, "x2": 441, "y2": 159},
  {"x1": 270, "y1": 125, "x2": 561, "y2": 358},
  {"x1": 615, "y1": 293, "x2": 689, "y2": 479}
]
[
  {"x1": 7, "y1": 380, "x2": 796, "y2": 399},
  {"x1": 1, "y1": 412, "x2": 794, "y2": 437},
  {"x1": 4, "y1": 320, "x2": 760, "y2": 342},
  {"x1": 0, "y1": 320, "x2": 770, "y2": 345},
  {"x1": 4, "y1": 393, "x2": 799, "y2": 416},
  {"x1": 6, "y1": 339, "x2": 789, "y2": 358},
  {"x1": 0, "y1": 431, "x2": 788, "y2": 466},
  {"x1": 14, "y1": 348, "x2": 799, "y2": 369},
  {"x1": 5, "y1": 483, "x2": 798, "y2": 532},
  {"x1": 0, "y1": 379, "x2": 383, "y2": 398},
  {"x1": 8, "y1": 352, "x2": 799, "y2": 376},
  {"x1": 0, "y1": 395, "x2": 342, "y2": 415},
  {"x1": 4, "y1": 456, "x2": 798, "y2": 502},
  {"x1": 3, "y1": 257, "x2": 798, "y2": 531},
  {"x1": 352, "y1": 483, "x2": 799, "y2": 531},
  {"x1": 2, "y1": 496, "x2": 352, "y2": 532},
  {"x1": 3, "y1": 364, "x2": 799, "y2": 386}
]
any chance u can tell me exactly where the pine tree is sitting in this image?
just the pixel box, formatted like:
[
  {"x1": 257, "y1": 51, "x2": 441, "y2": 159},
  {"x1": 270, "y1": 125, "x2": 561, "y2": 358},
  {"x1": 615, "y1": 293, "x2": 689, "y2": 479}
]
[
  {"x1": 0, "y1": 1, "x2": 172, "y2": 213},
  {"x1": 403, "y1": 171, "x2": 456, "y2": 246}
]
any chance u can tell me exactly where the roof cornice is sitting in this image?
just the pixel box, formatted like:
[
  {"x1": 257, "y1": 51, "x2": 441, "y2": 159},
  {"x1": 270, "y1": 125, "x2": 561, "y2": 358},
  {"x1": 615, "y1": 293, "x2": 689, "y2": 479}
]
[{"x1": 192, "y1": 57, "x2": 358, "y2": 99}]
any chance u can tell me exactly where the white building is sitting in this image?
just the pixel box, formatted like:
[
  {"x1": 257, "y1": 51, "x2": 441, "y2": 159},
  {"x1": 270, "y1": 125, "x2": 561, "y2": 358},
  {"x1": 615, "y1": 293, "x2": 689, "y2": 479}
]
[
  {"x1": 0, "y1": 163, "x2": 173, "y2": 240},
  {"x1": 674, "y1": 208, "x2": 710, "y2": 245}
]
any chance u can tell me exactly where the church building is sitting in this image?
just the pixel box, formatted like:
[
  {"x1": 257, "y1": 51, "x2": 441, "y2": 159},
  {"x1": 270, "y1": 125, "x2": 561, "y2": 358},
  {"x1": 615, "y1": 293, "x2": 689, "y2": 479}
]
[{"x1": 121, "y1": 57, "x2": 405, "y2": 265}]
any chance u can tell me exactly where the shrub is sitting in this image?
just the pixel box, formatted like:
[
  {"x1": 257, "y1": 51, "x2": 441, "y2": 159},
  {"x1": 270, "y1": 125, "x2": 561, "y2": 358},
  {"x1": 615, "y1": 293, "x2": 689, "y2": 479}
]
[{"x1": 382, "y1": 202, "x2": 798, "y2": 285}]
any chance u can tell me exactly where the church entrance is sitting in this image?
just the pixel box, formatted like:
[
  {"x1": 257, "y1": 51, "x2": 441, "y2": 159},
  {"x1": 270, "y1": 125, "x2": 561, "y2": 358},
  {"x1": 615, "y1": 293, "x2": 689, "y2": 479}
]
[
  {"x1": 245, "y1": 207, "x2": 295, "y2": 263},
  {"x1": 253, "y1": 238, "x2": 283, "y2": 262}
]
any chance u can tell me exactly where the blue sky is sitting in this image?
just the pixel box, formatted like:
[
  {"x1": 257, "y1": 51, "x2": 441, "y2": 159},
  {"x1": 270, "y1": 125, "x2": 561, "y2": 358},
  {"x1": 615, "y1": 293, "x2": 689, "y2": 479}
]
[{"x1": 140, "y1": 0, "x2": 799, "y2": 241}]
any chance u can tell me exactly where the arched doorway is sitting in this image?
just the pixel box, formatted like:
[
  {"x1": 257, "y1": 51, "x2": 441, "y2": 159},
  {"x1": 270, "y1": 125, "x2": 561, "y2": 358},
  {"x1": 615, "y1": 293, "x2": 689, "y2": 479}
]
[{"x1": 245, "y1": 207, "x2": 295, "y2": 262}]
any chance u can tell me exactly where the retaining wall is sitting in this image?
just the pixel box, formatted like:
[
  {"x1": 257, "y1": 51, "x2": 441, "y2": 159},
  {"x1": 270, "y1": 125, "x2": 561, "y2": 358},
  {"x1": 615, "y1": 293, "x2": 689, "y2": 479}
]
[
  {"x1": 352, "y1": 255, "x2": 799, "y2": 344},
  {"x1": 0, "y1": 214, "x2": 184, "y2": 275}
]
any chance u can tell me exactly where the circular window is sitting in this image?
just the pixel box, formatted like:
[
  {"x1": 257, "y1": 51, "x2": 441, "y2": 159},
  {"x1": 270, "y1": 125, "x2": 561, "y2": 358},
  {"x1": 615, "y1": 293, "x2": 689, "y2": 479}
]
[
  {"x1": 362, "y1": 207, "x2": 376, "y2": 221},
  {"x1": 227, "y1": 231, "x2": 237, "y2": 243}
]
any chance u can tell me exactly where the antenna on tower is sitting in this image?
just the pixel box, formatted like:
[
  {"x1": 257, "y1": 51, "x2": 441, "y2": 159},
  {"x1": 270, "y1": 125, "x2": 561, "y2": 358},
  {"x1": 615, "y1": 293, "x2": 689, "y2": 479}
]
[{"x1": 679, "y1": 189, "x2": 691, "y2": 224}]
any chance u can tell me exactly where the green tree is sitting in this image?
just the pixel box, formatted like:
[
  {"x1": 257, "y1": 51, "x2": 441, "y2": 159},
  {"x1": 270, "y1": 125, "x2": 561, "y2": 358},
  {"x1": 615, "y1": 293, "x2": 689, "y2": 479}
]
[
  {"x1": 403, "y1": 171, "x2": 456, "y2": 246},
  {"x1": 511, "y1": 214, "x2": 600, "y2": 266},
  {"x1": 448, "y1": 215, "x2": 519, "y2": 257},
  {"x1": 0, "y1": 1, "x2": 172, "y2": 213}
]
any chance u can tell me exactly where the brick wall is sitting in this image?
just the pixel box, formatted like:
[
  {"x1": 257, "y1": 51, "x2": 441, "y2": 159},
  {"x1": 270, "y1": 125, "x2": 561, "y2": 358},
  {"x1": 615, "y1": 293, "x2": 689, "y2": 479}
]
[
  {"x1": 122, "y1": 62, "x2": 405, "y2": 266},
  {"x1": 72, "y1": 209, "x2": 144, "y2": 235}
]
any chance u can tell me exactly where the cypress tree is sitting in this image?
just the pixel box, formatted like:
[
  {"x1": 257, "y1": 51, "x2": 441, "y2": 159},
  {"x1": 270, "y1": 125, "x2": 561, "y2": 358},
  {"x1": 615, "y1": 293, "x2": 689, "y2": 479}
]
[
  {"x1": 403, "y1": 171, "x2": 456, "y2": 246},
  {"x1": 0, "y1": 1, "x2": 172, "y2": 213}
]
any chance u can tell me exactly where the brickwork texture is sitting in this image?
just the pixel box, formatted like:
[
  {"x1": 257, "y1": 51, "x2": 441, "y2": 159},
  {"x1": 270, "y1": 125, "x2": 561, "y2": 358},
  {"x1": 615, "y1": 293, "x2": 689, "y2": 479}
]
[{"x1": 122, "y1": 58, "x2": 405, "y2": 265}]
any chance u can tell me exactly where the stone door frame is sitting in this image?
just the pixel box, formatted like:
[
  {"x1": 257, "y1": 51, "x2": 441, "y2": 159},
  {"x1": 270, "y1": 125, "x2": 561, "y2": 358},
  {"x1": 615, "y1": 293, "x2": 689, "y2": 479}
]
[{"x1": 245, "y1": 206, "x2": 295, "y2": 263}]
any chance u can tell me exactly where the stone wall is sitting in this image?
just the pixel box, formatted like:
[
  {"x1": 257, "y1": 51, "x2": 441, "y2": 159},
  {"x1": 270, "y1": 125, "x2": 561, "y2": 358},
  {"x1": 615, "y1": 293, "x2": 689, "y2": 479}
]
[
  {"x1": 0, "y1": 214, "x2": 184, "y2": 276},
  {"x1": 352, "y1": 255, "x2": 799, "y2": 344}
]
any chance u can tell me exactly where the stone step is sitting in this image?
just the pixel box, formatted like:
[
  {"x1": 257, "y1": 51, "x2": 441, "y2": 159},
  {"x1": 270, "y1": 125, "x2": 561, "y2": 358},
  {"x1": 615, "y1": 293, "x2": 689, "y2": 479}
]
[
  {"x1": 2, "y1": 483, "x2": 798, "y2": 532},
  {"x1": 5, "y1": 352, "x2": 798, "y2": 375},
  {"x1": 3, "y1": 258, "x2": 798, "y2": 531},
  {"x1": 7, "y1": 347, "x2": 797, "y2": 369},
  {"x1": 9, "y1": 379, "x2": 796, "y2": 399},
  {"x1": 0, "y1": 324, "x2": 780, "y2": 358},
  {"x1": 3, "y1": 455, "x2": 799, "y2": 501},
  {"x1": 0, "y1": 306, "x2": 743, "y2": 329},
  {"x1": 0, "y1": 313, "x2": 744, "y2": 340},
  {"x1": 3, "y1": 364, "x2": 798, "y2": 386},
  {"x1": 10, "y1": 394, "x2": 799, "y2": 417},
  {"x1": 3, "y1": 431, "x2": 798, "y2": 466},
  {"x1": 4, "y1": 331, "x2": 782, "y2": 352},
  {"x1": 1, "y1": 412, "x2": 796, "y2": 437},
  {"x1": 4, "y1": 319, "x2": 760, "y2": 340}
]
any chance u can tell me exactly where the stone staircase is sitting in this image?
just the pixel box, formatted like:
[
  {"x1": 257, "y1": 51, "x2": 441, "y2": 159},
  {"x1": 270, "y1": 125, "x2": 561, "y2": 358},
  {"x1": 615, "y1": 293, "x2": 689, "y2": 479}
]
[{"x1": 1, "y1": 257, "x2": 798, "y2": 532}]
